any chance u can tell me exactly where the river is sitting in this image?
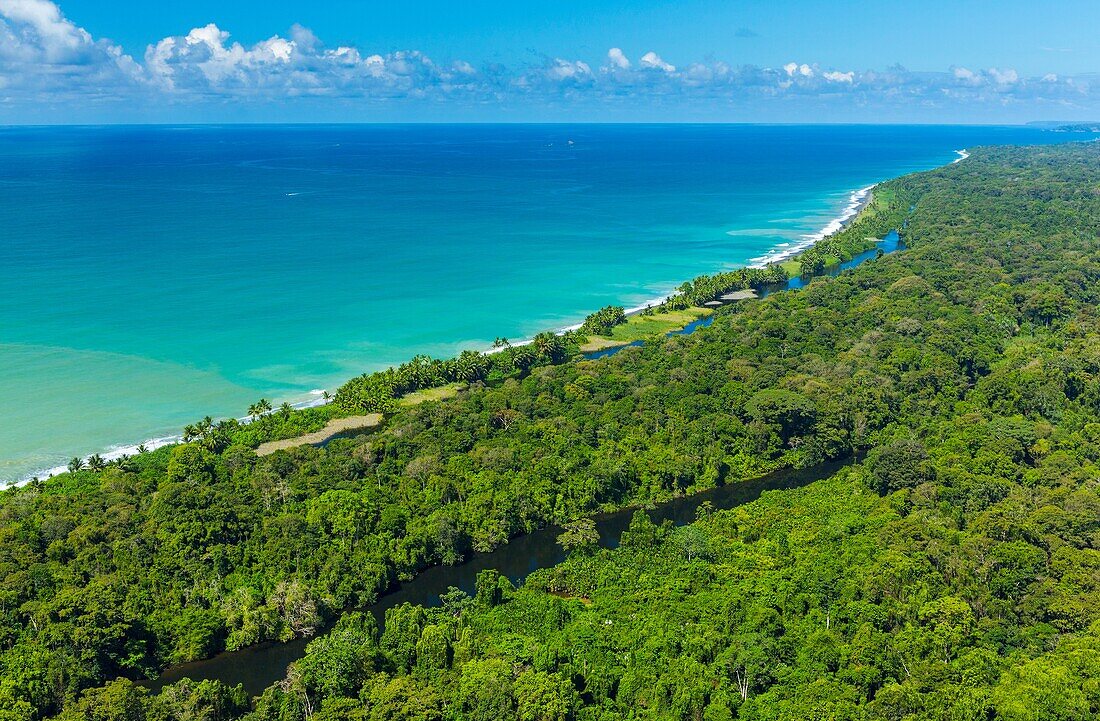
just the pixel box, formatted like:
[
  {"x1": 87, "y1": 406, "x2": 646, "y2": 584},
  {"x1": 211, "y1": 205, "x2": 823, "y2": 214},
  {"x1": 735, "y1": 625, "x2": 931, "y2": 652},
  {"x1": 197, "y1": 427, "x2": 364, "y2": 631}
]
[
  {"x1": 147, "y1": 229, "x2": 902, "y2": 696},
  {"x1": 147, "y1": 457, "x2": 853, "y2": 696}
]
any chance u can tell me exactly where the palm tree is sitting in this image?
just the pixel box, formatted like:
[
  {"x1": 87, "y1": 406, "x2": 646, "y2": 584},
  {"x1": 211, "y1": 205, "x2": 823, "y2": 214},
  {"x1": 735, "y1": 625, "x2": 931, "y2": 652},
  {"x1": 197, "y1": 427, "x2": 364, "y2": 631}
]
[
  {"x1": 280, "y1": 402, "x2": 292, "y2": 417},
  {"x1": 251, "y1": 398, "x2": 273, "y2": 425},
  {"x1": 87, "y1": 454, "x2": 106, "y2": 472},
  {"x1": 509, "y1": 345, "x2": 538, "y2": 375},
  {"x1": 455, "y1": 350, "x2": 487, "y2": 383},
  {"x1": 136, "y1": 444, "x2": 148, "y2": 454},
  {"x1": 321, "y1": 390, "x2": 331, "y2": 401},
  {"x1": 182, "y1": 424, "x2": 198, "y2": 442},
  {"x1": 67, "y1": 457, "x2": 84, "y2": 474},
  {"x1": 533, "y1": 332, "x2": 565, "y2": 362}
]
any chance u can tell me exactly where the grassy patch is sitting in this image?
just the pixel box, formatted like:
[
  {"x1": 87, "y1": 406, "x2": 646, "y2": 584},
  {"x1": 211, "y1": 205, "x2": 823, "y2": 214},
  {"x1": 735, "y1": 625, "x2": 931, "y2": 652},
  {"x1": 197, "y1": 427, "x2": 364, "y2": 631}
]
[
  {"x1": 398, "y1": 382, "x2": 465, "y2": 407},
  {"x1": 255, "y1": 414, "x2": 383, "y2": 456},
  {"x1": 780, "y1": 260, "x2": 802, "y2": 277},
  {"x1": 589, "y1": 307, "x2": 712, "y2": 345},
  {"x1": 577, "y1": 336, "x2": 629, "y2": 353}
]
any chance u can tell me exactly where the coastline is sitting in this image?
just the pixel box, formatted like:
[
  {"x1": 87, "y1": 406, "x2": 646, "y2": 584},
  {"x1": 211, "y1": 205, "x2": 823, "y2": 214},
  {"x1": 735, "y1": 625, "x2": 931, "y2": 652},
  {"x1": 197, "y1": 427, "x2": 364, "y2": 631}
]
[
  {"x1": 747, "y1": 184, "x2": 875, "y2": 269},
  {"x1": 557, "y1": 180, "x2": 878, "y2": 334},
  {"x1": 5, "y1": 148, "x2": 966, "y2": 488},
  {"x1": 6, "y1": 390, "x2": 333, "y2": 487}
]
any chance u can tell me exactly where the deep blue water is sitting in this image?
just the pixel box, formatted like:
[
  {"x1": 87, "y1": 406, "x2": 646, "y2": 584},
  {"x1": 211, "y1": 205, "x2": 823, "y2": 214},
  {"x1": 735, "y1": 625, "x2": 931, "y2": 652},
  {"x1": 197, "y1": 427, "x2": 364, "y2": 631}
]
[{"x1": 1, "y1": 124, "x2": 1094, "y2": 481}]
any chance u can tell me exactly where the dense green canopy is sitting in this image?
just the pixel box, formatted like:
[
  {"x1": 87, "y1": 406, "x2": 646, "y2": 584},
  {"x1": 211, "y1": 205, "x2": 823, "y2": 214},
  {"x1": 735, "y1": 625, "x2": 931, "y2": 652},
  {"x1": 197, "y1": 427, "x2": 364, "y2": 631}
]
[{"x1": 2, "y1": 142, "x2": 1100, "y2": 720}]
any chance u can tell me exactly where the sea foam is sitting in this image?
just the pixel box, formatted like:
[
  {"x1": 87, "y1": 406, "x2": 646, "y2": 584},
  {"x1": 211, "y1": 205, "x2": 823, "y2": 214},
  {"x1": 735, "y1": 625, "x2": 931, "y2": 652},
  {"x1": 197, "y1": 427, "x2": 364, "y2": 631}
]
[
  {"x1": 746, "y1": 184, "x2": 874, "y2": 269},
  {"x1": 10, "y1": 392, "x2": 336, "y2": 488}
]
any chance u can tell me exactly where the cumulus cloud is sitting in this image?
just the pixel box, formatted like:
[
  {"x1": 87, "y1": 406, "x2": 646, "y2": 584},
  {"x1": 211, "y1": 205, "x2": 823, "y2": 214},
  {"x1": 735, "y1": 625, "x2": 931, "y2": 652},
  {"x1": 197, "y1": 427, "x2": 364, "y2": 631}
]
[
  {"x1": 988, "y1": 67, "x2": 1018, "y2": 85},
  {"x1": 639, "y1": 51, "x2": 675, "y2": 72},
  {"x1": 606, "y1": 47, "x2": 630, "y2": 70},
  {"x1": 0, "y1": 0, "x2": 143, "y2": 98},
  {"x1": 784, "y1": 62, "x2": 814, "y2": 78},
  {"x1": 0, "y1": 1, "x2": 1097, "y2": 119},
  {"x1": 141, "y1": 22, "x2": 489, "y2": 100},
  {"x1": 953, "y1": 66, "x2": 979, "y2": 84}
]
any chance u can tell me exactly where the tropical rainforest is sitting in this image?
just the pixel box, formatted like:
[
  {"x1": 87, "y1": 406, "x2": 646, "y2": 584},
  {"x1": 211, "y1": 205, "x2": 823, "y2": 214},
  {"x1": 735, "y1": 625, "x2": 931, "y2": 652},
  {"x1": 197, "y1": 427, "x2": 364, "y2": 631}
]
[{"x1": 2, "y1": 142, "x2": 1100, "y2": 720}]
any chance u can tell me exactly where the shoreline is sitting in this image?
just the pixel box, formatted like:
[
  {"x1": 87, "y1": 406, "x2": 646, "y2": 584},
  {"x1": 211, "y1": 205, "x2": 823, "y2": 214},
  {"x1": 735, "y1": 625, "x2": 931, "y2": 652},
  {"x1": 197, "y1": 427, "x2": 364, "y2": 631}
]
[
  {"x1": 5, "y1": 148, "x2": 966, "y2": 488},
  {"x1": 746, "y1": 184, "x2": 875, "y2": 269}
]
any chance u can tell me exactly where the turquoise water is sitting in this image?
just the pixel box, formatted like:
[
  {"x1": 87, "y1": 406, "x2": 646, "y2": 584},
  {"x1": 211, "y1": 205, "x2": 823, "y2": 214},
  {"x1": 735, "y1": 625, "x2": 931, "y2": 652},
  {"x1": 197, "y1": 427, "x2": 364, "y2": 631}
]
[{"x1": 1, "y1": 124, "x2": 1094, "y2": 481}]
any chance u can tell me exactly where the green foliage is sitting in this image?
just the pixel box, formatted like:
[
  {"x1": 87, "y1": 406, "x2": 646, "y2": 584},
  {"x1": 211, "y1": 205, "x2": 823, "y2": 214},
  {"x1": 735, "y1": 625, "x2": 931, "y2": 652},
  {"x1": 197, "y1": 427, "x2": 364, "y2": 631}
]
[
  {"x1": 580, "y1": 305, "x2": 627, "y2": 336},
  {"x1": 867, "y1": 439, "x2": 933, "y2": 494},
  {"x1": 333, "y1": 335, "x2": 583, "y2": 415},
  {"x1": 556, "y1": 518, "x2": 600, "y2": 556},
  {"x1": 5, "y1": 143, "x2": 1100, "y2": 720},
  {"x1": 665, "y1": 265, "x2": 789, "y2": 309}
]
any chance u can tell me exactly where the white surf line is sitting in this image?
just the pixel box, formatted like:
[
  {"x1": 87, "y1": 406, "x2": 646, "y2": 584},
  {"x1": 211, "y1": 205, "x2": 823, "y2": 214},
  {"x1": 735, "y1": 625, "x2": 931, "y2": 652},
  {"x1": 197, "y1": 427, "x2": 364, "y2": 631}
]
[
  {"x1": 752, "y1": 148, "x2": 969, "y2": 269},
  {"x1": 748, "y1": 184, "x2": 874, "y2": 269},
  {"x1": 7, "y1": 390, "x2": 335, "y2": 489}
]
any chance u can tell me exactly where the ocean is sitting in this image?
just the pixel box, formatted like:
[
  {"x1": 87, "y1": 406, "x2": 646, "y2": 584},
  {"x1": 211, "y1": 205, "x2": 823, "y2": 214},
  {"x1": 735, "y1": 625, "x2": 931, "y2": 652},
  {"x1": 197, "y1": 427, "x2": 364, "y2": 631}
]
[{"x1": 1, "y1": 124, "x2": 1094, "y2": 483}]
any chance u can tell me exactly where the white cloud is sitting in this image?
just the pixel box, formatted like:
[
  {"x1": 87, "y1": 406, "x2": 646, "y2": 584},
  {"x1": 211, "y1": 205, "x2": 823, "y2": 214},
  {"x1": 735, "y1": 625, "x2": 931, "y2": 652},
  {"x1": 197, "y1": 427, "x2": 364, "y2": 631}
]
[
  {"x1": 0, "y1": 1, "x2": 1097, "y2": 119},
  {"x1": 142, "y1": 22, "x2": 479, "y2": 99},
  {"x1": 953, "y1": 66, "x2": 977, "y2": 82},
  {"x1": 640, "y1": 51, "x2": 675, "y2": 72},
  {"x1": 0, "y1": 0, "x2": 91, "y2": 60},
  {"x1": 607, "y1": 47, "x2": 630, "y2": 70},
  {"x1": 784, "y1": 62, "x2": 814, "y2": 78},
  {"x1": 547, "y1": 58, "x2": 592, "y2": 81},
  {"x1": 0, "y1": 0, "x2": 143, "y2": 98}
]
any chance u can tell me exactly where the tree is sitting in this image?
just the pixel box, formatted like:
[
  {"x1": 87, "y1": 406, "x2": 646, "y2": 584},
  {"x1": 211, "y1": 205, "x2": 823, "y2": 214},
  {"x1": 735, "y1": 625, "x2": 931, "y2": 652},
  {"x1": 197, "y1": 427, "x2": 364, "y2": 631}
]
[
  {"x1": 475, "y1": 569, "x2": 504, "y2": 607},
  {"x1": 620, "y1": 510, "x2": 663, "y2": 550},
  {"x1": 992, "y1": 655, "x2": 1095, "y2": 721},
  {"x1": 166, "y1": 443, "x2": 214, "y2": 484},
  {"x1": 868, "y1": 439, "x2": 933, "y2": 494},
  {"x1": 294, "y1": 614, "x2": 377, "y2": 699},
  {"x1": 919, "y1": 596, "x2": 975, "y2": 663},
  {"x1": 514, "y1": 670, "x2": 577, "y2": 721},
  {"x1": 744, "y1": 389, "x2": 817, "y2": 442},
  {"x1": 67, "y1": 457, "x2": 84, "y2": 474},
  {"x1": 415, "y1": 625, "x2": 450, "y2": 674},
  {"x1": 557, "y1": 518, "x2": 599, "y2": 555},
  {"x1": 533, "y1": 332, "x2": 566, "y2": 363},
  {"x1": 509, "y1": 345, "x2": 538, "y2": 375},
  {"x1": 149, "y1": 679, "x2": 249, "y2": 721},
  {"x1": 382, "y1": 604, "x2": 426, "y2": 673},
  {"x1": 455, "y1": 350, "x2": 488, "y2": 383},
  {"x1": 457, "y1": 659, "x2": 515, "y2": 720},
  {"x1": 56, "y1": 679, "x2": 148, "y2": 721}
]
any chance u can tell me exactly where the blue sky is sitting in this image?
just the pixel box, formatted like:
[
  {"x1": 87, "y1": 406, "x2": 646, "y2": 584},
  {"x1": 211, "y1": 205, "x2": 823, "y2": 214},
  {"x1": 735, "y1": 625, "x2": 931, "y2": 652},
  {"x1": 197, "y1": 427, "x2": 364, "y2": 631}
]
[{"x1": 2, "y1": 0, "x2": 1099, "y2": 123}]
